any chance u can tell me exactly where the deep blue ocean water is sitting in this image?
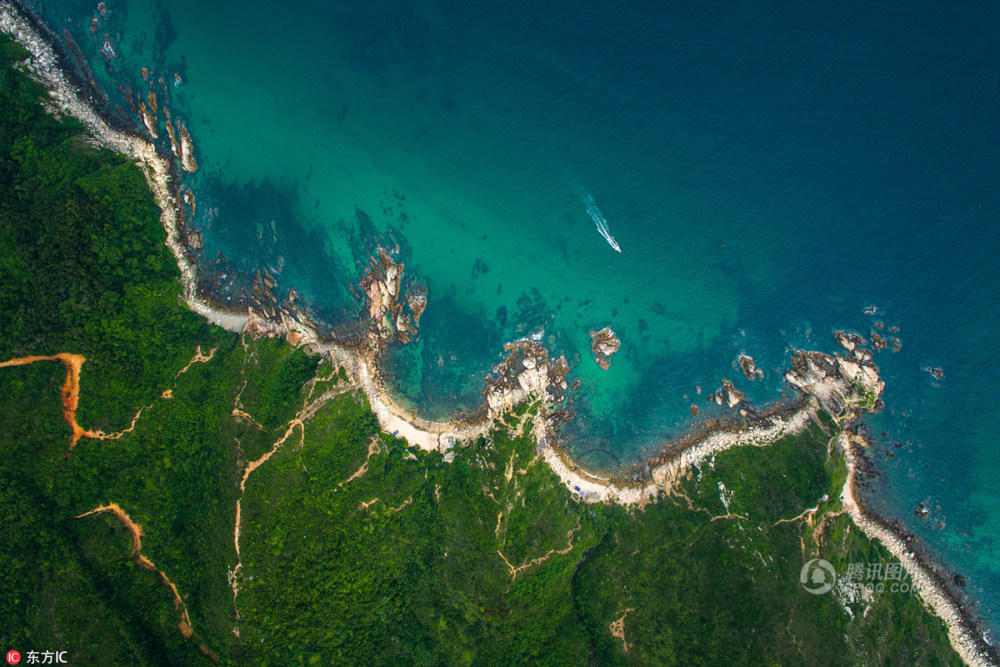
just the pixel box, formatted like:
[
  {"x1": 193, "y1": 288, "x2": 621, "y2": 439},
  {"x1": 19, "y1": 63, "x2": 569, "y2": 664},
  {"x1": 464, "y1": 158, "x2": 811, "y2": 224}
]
[{"x1": 29, "y1": 0, "x2": 1000, "y2": 634}]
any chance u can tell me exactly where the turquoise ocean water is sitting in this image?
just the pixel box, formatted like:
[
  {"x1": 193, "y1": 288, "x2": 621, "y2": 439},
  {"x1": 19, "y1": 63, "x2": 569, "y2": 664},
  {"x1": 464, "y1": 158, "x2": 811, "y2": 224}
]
[{"x1": 28, "y1": 0, "x2": 1000, "y2": 633}]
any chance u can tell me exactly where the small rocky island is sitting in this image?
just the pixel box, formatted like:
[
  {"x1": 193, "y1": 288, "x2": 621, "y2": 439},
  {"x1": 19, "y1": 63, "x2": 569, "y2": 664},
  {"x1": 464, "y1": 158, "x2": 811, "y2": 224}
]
[
  {"x1": 737, "y1": 353, "x2": 764, "y2": 381},
  {"x1": 589, "y1": 326, "x2": 621, "y2": 370}
]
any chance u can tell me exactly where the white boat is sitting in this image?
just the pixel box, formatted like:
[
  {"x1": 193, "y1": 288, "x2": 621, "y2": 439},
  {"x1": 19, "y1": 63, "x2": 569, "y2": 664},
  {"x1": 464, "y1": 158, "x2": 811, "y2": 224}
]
[
  {"x1": 594, "y1": 217, "x2": 622, "y2": 253},
  {"x1": 580, "y1": 192, "x2": 622, "y2": 253}
]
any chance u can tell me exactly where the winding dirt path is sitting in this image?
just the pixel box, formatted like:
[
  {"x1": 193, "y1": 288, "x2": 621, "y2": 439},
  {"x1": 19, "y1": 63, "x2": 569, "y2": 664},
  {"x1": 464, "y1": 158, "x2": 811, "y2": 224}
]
[
  {"x1": 0, "y1": 346, "x2": 219, "y2": 453},
  {"x1": 230, "y1": 408, "x2": 265, "y2": 430},
  {"x1": 229, "y1": 380, "x2": 361, "y2": 632},
  {"x1": 173, "y1": 345, "x2": 216, "y2": 378},
  {"x1": 73, "y1": 504, "x2": 196, "y2": 640},
  {"x1": 389, "y1": 497, "x2": 412, "y2": 512},
  {"x1": 231, "y1": 419, "x2": 303, "y2": 605},
  {"x1": 2, "y1": 347, "x2": 223, "y2": 656},
  {"x1": 1, "y1": 353, "x2": 88, "y2": 453},
  {"x1": 303, "y1": 363, "x2": 342, "y2": 404},
  {"x1": 341, "y1": 437, "x2": 381, "y2": 486},
  {"x1": 497, "y1": 520, "x2": 580, "y2": 581},
  {"x1": 89, "y1": 346, "x2": 218, "y2": 441}
]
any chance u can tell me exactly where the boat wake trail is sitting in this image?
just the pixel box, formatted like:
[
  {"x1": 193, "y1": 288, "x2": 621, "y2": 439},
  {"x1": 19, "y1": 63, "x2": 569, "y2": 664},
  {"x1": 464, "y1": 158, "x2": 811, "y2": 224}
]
[{"x1": 572, "y1": 186, "x2": 622, "y2": 253}]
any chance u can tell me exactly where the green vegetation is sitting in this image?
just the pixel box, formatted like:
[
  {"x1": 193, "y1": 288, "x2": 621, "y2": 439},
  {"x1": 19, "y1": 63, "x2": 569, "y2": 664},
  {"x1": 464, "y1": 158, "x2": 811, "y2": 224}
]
[
  {"x1": 237, "y1": 337, "x2": 318, "y2": 431},
  {"x1": 0, "y1": 34, "x2": 241, "y2": 664},
  {"x1": 575, "y1": 424, "x2": 959, "y2": 665},
  {"x1": 238, "y1": 407, "x2": 603, "y2": 664},
  {"x1": 0, "y1": 34, "x2": 960, "y2": 665}
]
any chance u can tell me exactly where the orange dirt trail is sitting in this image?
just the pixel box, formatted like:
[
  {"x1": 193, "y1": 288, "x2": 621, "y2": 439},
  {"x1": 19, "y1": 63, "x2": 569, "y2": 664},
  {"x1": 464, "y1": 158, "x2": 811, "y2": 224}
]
[
  {"x1": 0, "y1": 353, "x2": 89, "y2": 453},
  {"x1": 74, "y1": 503, "x2": 195, "y2": 639},
  {"x1": 4, "y1": 350, "x2": 222, "y2": 657},
  {"x1": 1, "y1": 346, "x2": 218, "y2": 455}
]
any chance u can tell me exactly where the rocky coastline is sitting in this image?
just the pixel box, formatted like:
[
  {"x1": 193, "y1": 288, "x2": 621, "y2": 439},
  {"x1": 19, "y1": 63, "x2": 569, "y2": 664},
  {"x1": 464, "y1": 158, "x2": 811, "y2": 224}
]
[
  {"x1": 2, "y1": 2, "x2": 993, "y2": 663},
  {"x1": 841, "y1": 433, "x2": 996, "y2": 666}
]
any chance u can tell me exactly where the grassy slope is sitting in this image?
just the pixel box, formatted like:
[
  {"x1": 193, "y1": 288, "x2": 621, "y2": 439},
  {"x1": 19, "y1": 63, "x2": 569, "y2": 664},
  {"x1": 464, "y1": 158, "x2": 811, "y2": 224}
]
[{"x1": 0, "y1": 34, "x2": 960, "y2": 665}]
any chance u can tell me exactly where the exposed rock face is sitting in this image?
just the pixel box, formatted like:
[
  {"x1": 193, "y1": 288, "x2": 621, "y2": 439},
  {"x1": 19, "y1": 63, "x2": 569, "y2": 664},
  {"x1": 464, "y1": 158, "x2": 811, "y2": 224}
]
[
  {"x1": 589, "y1": 327, "x2": 621, "y2": 370},
  {"x1": 163, "y1": 107, "x2": 181, "y2": 159},
  {"x1": 484, "y1": 334, "x2": 570, "y2": 416},
  {"x1": 176, "y1": 120, "x2": 198, "y2": 173},
  {"x1": 721, "y1": 379, "x2": 744, "y2": 408},
  {"x1": 737, "y1": 354, "x2": 764, "y2": 381},
  {"x1": 361, "y1": 247, "x2": 427, "y2": 349},
  {"x1": 138, "y1": 101, "x2": 158, "y2": 139},
  {"x1": 923, "y1": 366, "x2": 945, "y2": 381},
  {"x1": 706, "y1": 379, "x2": 744, "y2": 409},
  {"x1": 180, "y1": 187, "x2": 195, "y2": 217},
  {"x1": 870, "y1": 331, "x2": 887, "y2": 350},
  {"x1": 407, "y1": 292, "x2": 427, "y2": 323},
  {"x1": 784, "y1": 348, "x2": 885, "y2": 417},
  {"x1": 834, "y1": 330, "x2": 868, "y2": 352}
]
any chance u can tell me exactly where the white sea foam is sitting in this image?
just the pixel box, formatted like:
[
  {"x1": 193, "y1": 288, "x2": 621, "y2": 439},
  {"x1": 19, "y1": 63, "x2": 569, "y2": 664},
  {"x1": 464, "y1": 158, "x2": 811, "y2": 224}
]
[{"x1": 576, "y1": 189, "x2": 622, "y2": 252}]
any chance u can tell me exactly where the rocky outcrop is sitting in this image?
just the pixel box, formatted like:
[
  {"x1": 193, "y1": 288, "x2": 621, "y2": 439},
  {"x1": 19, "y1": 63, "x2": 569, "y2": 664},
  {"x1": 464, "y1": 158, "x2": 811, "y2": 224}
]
[
  {"x1": 180, "y1": 186, "x2": 195, "y2": 216},
  {"x1": 589, "y1": 326, "x2": 621, "y2": 370},
  {"x1": 784, "y1": 348, "x2": 884, "y2": 417},
  {"x1": 361, "y1": 246, "x2": 427, "y2": 349},
  {"x1": 484, "y1": 334, "x2": 570, "y2": 416},
  {"x1": 720, "y1": 379, "x2": 744, "y2": 408},
  {"x1": 923, "y1": 366, "x2": 945, "y2": 381},
  {"x1": 706, "y1": 379, "x2": 744, "y2": 409},
  {"x1": 138, "y1": 101, "x2": 158, "y2": 139},
  {"x1": 737, "y1": 354, "x2": 763, "y2": 381},
  {"x1": 407, "y1": 292, "x2": 427, "y2": 323},
  {"x1": 834, "y1": 330, "x2": 867, "y2": 352},
  {"x1": 176, "y1": 120, "x2": 198, "y2": 173},
  {"x1": 163, "y1": 107, "x2": 181, "y2": 160}
]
